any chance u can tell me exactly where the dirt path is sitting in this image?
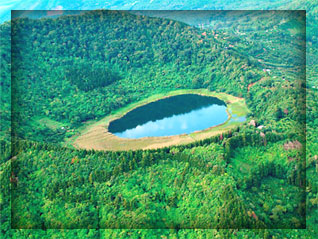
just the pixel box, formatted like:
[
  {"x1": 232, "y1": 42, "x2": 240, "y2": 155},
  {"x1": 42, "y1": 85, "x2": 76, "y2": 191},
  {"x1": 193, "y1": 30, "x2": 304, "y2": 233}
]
[{"x1": 247, "y1": 77, "x2": 267, "y2": 93}]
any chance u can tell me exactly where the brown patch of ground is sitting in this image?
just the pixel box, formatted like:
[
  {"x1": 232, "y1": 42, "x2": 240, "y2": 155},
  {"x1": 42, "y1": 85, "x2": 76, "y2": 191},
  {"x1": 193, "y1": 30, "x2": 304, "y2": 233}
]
[
  {"x1": 283, "y1": 140, "x2": 302, "y2": 151},
  {"x1": 73, "y1": 120, "x2": 239, "y2": 151},
  {"x1": 247, "y1": 77, "x2": 267, "y2": 93}
]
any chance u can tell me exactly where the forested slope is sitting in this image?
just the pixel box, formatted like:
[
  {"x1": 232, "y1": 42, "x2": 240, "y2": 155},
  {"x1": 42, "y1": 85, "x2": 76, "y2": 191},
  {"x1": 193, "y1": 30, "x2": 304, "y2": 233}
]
[
  {"x1": 0, "y1": 10, "x2": 317, "y2": 239},
  {"x1": 9, "y1": 10, "x2": 266, "y2": 143},
  {"x1": 7, "y1": 10, "x2": 306, "y2": 144}
]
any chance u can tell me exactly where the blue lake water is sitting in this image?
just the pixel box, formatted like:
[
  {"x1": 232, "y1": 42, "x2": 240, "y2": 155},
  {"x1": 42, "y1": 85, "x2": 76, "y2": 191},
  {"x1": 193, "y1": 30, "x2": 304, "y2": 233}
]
[{"x1": 108, "y1": 94, "x2": 228, "y2": 138}]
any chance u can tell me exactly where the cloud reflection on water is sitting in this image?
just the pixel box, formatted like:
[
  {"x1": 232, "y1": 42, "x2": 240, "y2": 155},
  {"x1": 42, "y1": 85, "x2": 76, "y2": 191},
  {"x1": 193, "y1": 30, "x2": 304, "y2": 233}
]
[{"x1": 114, "y1": 104, "x2": 228, "y2": 138}]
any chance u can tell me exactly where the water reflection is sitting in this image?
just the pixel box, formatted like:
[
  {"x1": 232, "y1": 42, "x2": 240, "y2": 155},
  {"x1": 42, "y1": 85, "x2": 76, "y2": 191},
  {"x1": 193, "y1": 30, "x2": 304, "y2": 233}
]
[{"x1": 110, "y1": 95, "x2": 228, "y2": 138}]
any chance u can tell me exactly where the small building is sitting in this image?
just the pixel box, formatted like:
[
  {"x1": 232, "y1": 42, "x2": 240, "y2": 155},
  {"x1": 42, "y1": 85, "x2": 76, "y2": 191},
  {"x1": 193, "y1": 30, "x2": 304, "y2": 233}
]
[{"x1": 248, "y1": 120, "x2": 256, "y2": 127}]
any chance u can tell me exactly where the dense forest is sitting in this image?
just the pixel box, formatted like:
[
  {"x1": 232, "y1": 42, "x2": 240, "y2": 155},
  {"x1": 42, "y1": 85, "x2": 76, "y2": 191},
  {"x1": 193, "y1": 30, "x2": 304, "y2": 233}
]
[
  {"x1": 9, "y1": 10, "x2": 264, "y2": 139},
  {"x1": 0, "y1": 9, "x2": 317, "y2": 239}
]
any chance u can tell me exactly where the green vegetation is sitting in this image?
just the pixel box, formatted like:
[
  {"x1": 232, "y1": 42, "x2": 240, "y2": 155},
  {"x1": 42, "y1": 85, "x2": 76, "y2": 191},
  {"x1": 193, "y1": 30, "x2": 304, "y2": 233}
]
[
  {"x1": 66, "y1": 62, "x2": 122, "y2": 92},
  {"x1": 9, "y1": 10, "x2": 264, "y2": 143},
  {"x1": 0, "y1": 9, "x2": 317, "y2": 239},
  {"x1": 8, "y1": 127, "x2": 304, "y2": 229}
]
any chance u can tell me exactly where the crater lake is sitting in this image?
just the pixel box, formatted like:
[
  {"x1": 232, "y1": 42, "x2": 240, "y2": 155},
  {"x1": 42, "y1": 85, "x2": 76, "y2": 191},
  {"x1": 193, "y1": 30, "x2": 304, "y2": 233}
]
[{"x1": 108, "y1": 94, "x2": 228, "y2": 138}]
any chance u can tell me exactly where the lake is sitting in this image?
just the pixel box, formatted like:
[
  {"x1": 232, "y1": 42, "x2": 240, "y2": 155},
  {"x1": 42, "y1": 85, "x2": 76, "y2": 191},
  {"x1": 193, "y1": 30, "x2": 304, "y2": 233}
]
[{"x1": 108, "y1": 94, "x2": 228, "y2": 138}]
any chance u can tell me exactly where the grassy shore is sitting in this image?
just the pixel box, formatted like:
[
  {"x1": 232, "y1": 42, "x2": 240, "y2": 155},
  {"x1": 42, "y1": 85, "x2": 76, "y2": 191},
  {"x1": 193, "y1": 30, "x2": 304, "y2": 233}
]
[{"x1": 66, "y1": 89, "x2": 249, "y2": 151}]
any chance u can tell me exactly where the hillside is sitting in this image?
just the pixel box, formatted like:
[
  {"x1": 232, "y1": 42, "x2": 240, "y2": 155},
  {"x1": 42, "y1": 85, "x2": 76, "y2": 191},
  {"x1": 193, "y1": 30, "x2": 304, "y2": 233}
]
[
  {"x1": 0, "y1": 9, "x2": 317, "y2": 239},
  {"x1": 9, "y1": 10, "x2": 267, "y2": 144}
]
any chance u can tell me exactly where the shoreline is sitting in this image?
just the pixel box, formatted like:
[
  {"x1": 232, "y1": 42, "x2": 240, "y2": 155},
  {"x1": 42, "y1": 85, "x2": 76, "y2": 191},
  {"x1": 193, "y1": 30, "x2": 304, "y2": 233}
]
[{"x1": 67, "y1": 89, "x2": 249, "y2": 151}]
